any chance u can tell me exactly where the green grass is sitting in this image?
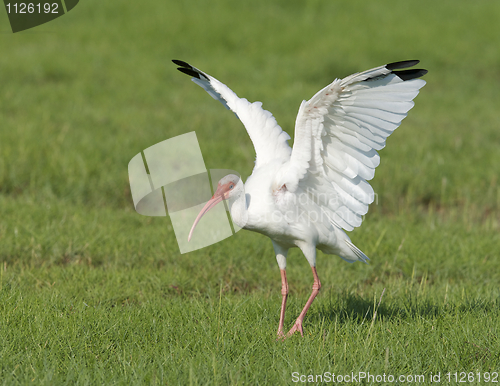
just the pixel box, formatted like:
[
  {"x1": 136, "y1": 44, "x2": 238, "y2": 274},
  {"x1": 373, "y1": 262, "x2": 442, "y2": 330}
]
[{"x1": 1, "y1": 0, "x2": 500, "y2": 384}]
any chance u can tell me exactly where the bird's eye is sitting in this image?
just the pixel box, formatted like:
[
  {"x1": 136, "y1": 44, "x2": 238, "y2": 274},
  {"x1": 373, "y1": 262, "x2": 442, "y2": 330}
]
[{"x1": 229, "y1": 184, "x2": 234, "y2": 189}]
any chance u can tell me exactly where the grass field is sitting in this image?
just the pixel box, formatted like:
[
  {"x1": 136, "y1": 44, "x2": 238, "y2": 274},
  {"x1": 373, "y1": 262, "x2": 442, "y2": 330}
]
[{"x1": 1, "y1": 0, "x2": 500, "y2": 384}]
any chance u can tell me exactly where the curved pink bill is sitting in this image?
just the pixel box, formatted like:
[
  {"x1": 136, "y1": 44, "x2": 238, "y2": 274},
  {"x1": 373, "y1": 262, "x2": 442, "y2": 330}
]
[{"x1": 188, "y1": 194, "x2": 224, "y2": 242}]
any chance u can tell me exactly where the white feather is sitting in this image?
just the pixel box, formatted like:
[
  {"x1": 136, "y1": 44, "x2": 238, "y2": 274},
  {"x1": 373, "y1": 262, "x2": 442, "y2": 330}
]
[
  {"x1": 277, "y1": 63, "x2": 426, "y2": 231},
  {"x1": 182, "y1": 63, "x2": 292, "y2": 168}
]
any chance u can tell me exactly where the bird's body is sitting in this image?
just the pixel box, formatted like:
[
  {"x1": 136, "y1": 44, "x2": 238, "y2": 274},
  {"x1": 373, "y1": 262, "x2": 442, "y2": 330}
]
[
  {"x1": 175, "y1": 59, "x2": 427, "y2": 337},
  {"x1": 239, "y1": 165, "x2": 351, "y2": 263}
]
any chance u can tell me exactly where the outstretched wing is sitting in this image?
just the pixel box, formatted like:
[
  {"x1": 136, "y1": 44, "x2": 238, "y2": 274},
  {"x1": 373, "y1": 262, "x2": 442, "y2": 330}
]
[
  {"x1": 276, "y1": 60, "x2": 427, "y2": 231},
  {"x1": 173, "y1": 60, "x2": 292, "y2": 168}
]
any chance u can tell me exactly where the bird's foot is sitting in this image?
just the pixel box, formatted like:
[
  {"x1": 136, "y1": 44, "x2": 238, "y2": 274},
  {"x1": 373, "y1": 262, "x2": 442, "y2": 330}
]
[
  {"x1": 287, "y1": 320, "x2": 304, "y2": 337},
  {"x1": 276, "y1": 328, "x2": 286, "y2": 341}
]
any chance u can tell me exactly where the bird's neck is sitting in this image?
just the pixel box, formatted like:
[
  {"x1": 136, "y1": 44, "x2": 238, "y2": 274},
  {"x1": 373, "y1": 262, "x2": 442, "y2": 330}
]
[{"x1": 229, "y1": 193, "x2": 248, "y2": 229}]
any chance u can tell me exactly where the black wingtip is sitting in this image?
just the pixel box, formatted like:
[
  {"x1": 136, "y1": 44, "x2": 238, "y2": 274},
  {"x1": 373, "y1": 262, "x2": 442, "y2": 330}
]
[
  {"x1": 172, "y1": 59, "x2": 206, "y2": 80},
  {"x1": 172, "y1": 59, "x2": 191, "y2": 68},
  {"x1": 177, "y1": 67, "x2": 201, "y2": 79},
  {"x1": 385, "y1": 60, "x2": 428, "y2": 81},
  {"x1": 386, "y1": 60, "x2": 420, "y2": 70},
  {"x1": 393, "y1": 68, "x2": 428, "y2": 81}
]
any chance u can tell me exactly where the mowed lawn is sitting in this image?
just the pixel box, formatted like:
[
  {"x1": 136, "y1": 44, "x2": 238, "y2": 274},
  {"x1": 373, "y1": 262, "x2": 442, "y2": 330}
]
[{"x1": 1, "y1": 0, "x2": 500, "y2": 384}]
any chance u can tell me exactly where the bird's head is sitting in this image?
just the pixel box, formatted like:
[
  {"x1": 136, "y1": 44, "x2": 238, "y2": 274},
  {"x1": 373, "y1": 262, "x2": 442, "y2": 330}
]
[{"x1": 188, "y1": 174, "x2": 242, "y2": 242}]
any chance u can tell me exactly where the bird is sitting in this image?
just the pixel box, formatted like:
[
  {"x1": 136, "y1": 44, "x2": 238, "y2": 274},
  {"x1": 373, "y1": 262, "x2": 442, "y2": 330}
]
[{"x1": 173, "y1": 58, "x2": 427, "y2": 338}]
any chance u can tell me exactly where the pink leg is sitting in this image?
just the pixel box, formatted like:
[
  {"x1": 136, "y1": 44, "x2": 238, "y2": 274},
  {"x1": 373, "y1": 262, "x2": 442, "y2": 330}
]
[
  {"x1": 287, "y1": 266, "x2": 321, "y2": 337},
  {"x1": 277, "y1": 269, "x2": 288, "y2": 339}
]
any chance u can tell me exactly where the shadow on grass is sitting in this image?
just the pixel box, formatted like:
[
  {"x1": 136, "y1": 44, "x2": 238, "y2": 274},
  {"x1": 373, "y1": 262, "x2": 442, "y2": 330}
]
[{"x1": 312, "y1": 291, "x2": 500, "y2": 324}]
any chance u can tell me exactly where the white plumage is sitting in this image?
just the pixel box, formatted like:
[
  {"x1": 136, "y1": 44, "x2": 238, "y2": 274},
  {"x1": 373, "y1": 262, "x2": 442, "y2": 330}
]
[{"x1": 174, "y1": 59, "x2": 427, "y2": 338}]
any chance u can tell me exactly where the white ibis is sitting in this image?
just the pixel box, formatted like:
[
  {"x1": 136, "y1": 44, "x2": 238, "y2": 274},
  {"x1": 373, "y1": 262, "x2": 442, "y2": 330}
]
[{"x1": 174, "y1": 59, "x2": 427, "y2": 338}]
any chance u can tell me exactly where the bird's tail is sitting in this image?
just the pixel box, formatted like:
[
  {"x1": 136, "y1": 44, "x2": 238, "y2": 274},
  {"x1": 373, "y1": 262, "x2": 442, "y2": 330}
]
[{"x1": 340, "y1": 239, "x2": 370, "y2": 264}]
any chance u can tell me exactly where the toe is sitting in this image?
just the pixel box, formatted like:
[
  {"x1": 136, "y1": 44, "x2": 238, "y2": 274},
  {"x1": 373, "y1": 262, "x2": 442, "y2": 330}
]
[{"x1": 287, "y1": 322, "x2": 304, "y2": 337}]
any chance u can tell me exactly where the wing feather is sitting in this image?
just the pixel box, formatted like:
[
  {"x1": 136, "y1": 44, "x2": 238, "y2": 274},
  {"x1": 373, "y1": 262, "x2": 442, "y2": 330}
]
[
  {"x1": 173, "y1": 60, "x2": 291, "y2": 168},
  {"x1": 276, "y1": 60, "x2": 427, "y2": 231}
]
